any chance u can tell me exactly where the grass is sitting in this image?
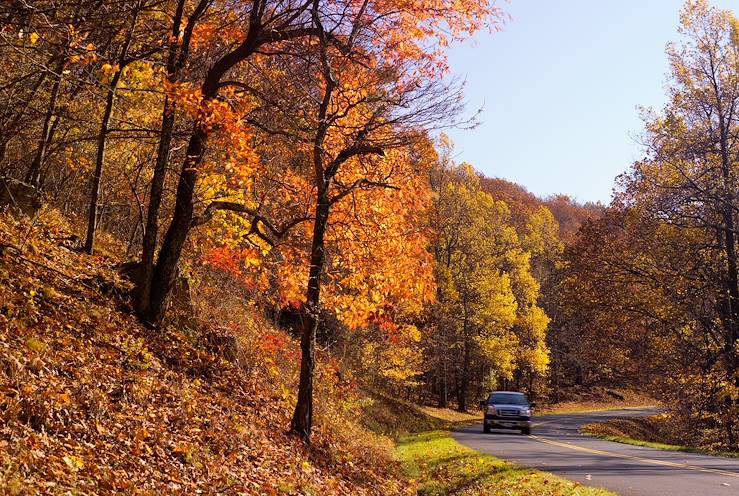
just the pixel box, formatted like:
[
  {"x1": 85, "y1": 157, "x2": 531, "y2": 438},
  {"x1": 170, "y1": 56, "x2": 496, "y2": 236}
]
[
  {"x1": 536, "y1": 400, "x2": 658, "y2": 416},
  {"x1": 538, "y1": 404, "x2": 658, "y2": 416},
  {"x1": 581, "y1": 425, "x2": 739, "y2": 459},
  {"x1": 418, "y1": 405, "x2": 483, "y2": 423},
  {"x1": 361, "y1": 391, "x2": 449, "y2": 437},
  {"x1": 396, "y1": 430, "x2": 617, "y2": 496}
]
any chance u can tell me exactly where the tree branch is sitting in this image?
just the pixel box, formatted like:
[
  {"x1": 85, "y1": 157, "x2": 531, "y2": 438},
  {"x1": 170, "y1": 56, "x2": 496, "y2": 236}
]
[{"x1": 329, "y1": 178, "x2": 399, "y2": 205}]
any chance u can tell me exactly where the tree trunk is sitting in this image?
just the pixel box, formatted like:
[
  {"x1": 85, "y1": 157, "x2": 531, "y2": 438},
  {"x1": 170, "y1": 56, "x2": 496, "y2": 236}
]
[
  {"x1": 84, "y1": 73, "x2": 122, "y2": 254},
  {"x1": 26, "y1": 62, "x2": 65, "y2": 188},
  {"x1": 136, "y1": 96, "x2": 177, "y2": 313},
  {"x1": 144, "y1": 124, "x2": 206, "y2": 324},
  {"x1": 135, "y1": 0, "x2": 187, "y2": 316},
  {"x1": 84, "y1": 3, "x2": 140, "y2": 253},
  {"x1": 136, "y1": 0, "x2": 264, "y2": 325},
  {"x1": 458, "y1": 334, "x2": 470, "y2": 412},
  {"x1": 719, "y1": 132, "x2": 739, "y2": 448},
  {"x1": 438, "y1": 347, "x2": 449, "y2": 408},
  {"x1": 457, "y1": 297, "x2": 471, "y2": 412},
  {"x1": 291, "y1": 188, "x2": 330, "y2": 441},
  {"x1": 552, "y1": 347, "x2": 560, "y2": 403}
]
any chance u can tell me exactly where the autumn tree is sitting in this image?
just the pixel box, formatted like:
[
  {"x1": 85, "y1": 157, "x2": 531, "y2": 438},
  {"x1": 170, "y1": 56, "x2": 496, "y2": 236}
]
[
  {"x1": 1, "y1": 0, "x2": 502, "y2": 443},
  {"x1": 0, "y1": 1, "x2": 106, "y2": 185},
  {"x1": 430, "y1": 163, "x2": 518, "y2": 410},
  {"x1": 552, "y1": 208, "x2": 657, "y2": 389},
  {"x1": 555, "y1": 0, "x2": 739, "y2": 447},
  {"x1": 426, "y1": 159, "x2": 550, "y2": 411},
  {"x1": 111, "y1": 0, "x2": 499, "y2": 440},
  {"x1": 136, "y1": 0, "x2": 209, "y2": 309},
  {"x1": 83, "y1": 0, "x2": 164, "y2": 253},
  {"x1": 637, "y1": 0, "x2": 739, "y2": 444}
]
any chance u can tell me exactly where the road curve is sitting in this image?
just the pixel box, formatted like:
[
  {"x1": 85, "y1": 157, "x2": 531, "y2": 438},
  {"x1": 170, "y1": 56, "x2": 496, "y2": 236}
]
[{"x1": 453, "y1": 409, "x2": 739, "y2": 496}]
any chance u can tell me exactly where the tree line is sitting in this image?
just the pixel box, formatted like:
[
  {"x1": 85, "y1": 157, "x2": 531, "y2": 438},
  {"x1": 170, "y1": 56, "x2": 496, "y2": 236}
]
[
  {"x1": 551, "y1": 0, "x2": 739, "y2": 448},
  {"x1": 4, "y1": 0, "x2": 735, "y2": 450},
  {"x1": 0, "y1": 0, "x2": 510, "y2": 441}
]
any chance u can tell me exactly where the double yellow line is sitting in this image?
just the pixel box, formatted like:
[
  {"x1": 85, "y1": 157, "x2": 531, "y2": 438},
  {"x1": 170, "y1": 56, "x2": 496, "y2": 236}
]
[{"x1": 531, "y1": 435, "x2": 739, "y2": 479}]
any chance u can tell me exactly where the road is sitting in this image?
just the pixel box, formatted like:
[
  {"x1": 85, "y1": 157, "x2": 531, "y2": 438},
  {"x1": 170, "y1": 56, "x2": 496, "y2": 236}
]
[{"x1": 453, "y1": 409, "x2": 739, "y2": 496}]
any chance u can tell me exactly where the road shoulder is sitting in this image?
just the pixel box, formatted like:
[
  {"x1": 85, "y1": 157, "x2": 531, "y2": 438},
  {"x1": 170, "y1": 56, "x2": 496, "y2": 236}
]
[{"x1": 396, "y1": 428, "x2": 617, "y2": 495}]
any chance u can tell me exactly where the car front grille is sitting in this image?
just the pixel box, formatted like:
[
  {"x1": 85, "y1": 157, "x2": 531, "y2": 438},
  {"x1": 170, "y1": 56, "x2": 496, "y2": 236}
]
[{"x1": 497, "y1": 409, "x2": 519, "y2": 417}]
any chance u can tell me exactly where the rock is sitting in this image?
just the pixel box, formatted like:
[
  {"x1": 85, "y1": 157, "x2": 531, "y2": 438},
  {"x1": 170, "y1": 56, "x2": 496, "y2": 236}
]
[{"x1": 0, "y1": 176, "x2": 42, "y2": 217}]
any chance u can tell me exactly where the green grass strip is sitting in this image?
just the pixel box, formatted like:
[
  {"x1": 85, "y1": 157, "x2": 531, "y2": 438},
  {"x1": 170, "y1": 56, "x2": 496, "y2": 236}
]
[
  {"x1": 580, "y1": 431, "x2": 739, "y2": 459},
  {"x1": 396, "y1": 430, "x2": 617, "y2": 495}
]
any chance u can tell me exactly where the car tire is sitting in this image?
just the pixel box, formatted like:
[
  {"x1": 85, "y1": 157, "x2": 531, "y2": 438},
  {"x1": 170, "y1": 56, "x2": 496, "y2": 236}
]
[
  {"x1": 483, "y1": 424, "x2": 491, "y2": 434},
  {"x1": 521, "y1": 427, "x2": 531, "y2": 435}
]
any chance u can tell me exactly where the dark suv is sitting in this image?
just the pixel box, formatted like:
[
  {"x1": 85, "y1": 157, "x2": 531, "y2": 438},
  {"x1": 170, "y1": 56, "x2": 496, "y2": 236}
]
[{"x1": 481, "y1": 391, "x2": 534, "y2": 435}]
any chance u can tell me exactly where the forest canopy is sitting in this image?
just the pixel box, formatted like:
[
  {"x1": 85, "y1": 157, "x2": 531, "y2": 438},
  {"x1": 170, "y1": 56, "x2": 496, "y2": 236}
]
[{"x1": 1, "y1": 0, "x2": 736, "y2": 454}]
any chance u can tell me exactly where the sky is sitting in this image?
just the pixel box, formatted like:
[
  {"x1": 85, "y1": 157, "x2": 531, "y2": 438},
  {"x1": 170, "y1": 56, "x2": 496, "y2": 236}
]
[{"x1": 445, "y1": 0, "x2": 739, "y2": 204}]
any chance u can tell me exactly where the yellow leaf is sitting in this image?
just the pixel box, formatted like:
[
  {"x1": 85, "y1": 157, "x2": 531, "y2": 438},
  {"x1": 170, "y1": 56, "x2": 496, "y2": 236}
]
[
  {"x1": 63, "y1": 455, "x2": 84, "y2": 470},
  {"x1": 29, "y1": 32, "x2": 39, "y2": 44},
  {"x1": 25, "y1": 337, "x2": 46, "y2": 353}
]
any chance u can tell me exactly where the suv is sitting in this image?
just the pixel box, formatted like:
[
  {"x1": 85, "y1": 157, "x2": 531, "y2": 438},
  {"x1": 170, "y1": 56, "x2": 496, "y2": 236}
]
[{"x1": 481, "y1": 391, "x2": 534, "y2": 435}]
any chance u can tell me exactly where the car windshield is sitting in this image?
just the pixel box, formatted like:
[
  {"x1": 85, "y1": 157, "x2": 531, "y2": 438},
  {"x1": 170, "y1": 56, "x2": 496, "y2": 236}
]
[{"x1": 489, "y1": 393, "x2": 528, "y2": 405}]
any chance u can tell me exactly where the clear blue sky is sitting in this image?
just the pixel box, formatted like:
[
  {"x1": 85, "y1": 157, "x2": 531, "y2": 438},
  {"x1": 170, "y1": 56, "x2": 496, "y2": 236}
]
[{"x1": 445, "y1": 0, "x2": 738, "y2": 204}]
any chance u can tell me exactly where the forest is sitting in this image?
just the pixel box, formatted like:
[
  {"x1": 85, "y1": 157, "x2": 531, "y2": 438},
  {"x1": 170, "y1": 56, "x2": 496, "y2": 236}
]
[{"x1": 0, "y1": 0, "x2": 737, "y2": 494}]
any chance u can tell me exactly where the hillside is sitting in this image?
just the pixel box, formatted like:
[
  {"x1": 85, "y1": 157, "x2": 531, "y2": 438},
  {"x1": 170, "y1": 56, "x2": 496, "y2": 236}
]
[
  {"x1": 0, "y1": 210, "x2": 408, "y2": 495},
  {"x1": 479, "y1": 176, "x2": 603, "y2": 241}
]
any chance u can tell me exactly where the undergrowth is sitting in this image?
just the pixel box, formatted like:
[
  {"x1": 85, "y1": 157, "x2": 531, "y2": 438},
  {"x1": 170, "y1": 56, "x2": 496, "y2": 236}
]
[
  {"x1": 582, "y1": 415, "x2": 739, "y2": 458},
  {"x1": 0, "y1": 209, "x2": 407, "y2": 495}
]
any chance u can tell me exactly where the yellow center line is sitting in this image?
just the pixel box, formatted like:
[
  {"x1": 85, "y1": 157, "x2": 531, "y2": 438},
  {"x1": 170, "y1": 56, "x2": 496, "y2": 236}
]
[{"x1": 530, "y1": 435, "x2": 739, "y2": 479}]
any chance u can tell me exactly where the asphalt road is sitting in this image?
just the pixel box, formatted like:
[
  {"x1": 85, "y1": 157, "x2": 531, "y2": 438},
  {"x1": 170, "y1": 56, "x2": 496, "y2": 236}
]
[{"x1": 453, "y1": 409, "x2": 739, "y2": 496}]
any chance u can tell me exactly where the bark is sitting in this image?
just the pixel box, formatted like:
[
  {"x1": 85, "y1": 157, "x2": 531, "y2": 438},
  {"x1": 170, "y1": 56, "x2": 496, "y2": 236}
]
[
  {"x1": 135, "y1": 0, "x2": 203, "y2": 316},
  {"x1": 290, "y1": 189, "x2": 330, "y2": 440},
  {"x1": 26, "y1": 62, "x2": 65, "y2": 188},
  {"x1": 84, "y1": 72, "x2": 122, "y2": 253},
  {"x1": 144, "y1": 125, "x2": 205, "y2": 324}
]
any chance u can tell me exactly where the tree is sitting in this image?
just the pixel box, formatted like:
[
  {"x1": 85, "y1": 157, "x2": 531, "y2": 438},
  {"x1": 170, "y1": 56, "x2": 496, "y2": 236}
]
[
  {"x1": 133, "y1": 0, "x2": 316, "y2": 323},
  {"x1": 431, "y1": 164, "x2": 519, "y2": 411},
  {"x1": 553, "y1": 0, "x2": 739, "y2": 447},
  {"x1": 127, "y1": 0, "x2": 501, "y2": 439},
  {"x1": 426, "y1": 161, "x2": 550, "y2": 411},
  {"x1": 638, "y1": 0, "x2": 739, "y2": 444},
  {"x1": 84, "y1": 0, "x2": 149, "y2": 253}
]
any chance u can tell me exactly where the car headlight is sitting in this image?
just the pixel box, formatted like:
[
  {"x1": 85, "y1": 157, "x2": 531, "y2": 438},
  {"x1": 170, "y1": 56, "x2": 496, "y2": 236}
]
[
  {"x1": 520, "y1": 408, "x2": 531, "y2": 416},
  {"x1": 486, "y1": 406, "x2": 495, "y2": 415}
]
